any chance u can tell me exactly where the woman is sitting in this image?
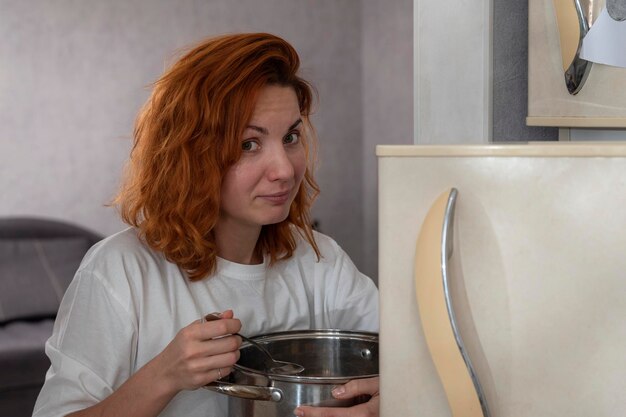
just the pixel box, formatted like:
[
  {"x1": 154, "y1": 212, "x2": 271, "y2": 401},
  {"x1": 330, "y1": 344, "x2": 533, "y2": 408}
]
[{"x1": 33, "y1": 33, "x2": 379, "y2": 417}]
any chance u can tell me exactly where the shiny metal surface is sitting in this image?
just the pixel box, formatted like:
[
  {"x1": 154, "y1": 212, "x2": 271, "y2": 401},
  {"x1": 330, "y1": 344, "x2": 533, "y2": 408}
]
[
  {"x1": 205, "y1": 330, "x2": 378, "y2": 417},
  {"x1": 236, "y1": 330, "x2": 378, "y2": 382},
  {"x1": 563, "y1": 0, "x2": 606, "y2": 94},
  {"x1": 204, "y1": 381, "x2": 283, "y2": 402},
  {"x1": 441, "y1": 189, "x2": 490, "y2": 417},
  {"x1": 236, "y1": 333, "x2": 305, "y2": 375},
  {"x1": 564, "y1": 0, "x2": 592, "y2": 94}
]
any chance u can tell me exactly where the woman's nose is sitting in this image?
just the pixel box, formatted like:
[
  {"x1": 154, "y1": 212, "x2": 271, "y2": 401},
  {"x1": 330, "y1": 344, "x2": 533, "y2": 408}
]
[{"x1": 266, "y1": 147, "x2": 295, "y2": 181}]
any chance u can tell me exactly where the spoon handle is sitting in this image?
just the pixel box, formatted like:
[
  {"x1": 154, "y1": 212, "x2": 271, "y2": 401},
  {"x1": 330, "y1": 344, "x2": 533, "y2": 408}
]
[
  {"x1": 201, "y1": 312, "x2": 304, "y2": 374},
  {"x1": 202, "y1": 313, "x2": 274, "y2": 362},
  {"x1": 235, "y1": 334, "x2": 275, "y2": 361}
]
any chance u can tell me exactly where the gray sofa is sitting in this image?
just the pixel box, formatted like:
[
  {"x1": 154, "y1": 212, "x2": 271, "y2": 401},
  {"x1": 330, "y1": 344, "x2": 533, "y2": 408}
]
[{"x1": 0, "y1": 217, "x2": 102, "y2": 417}]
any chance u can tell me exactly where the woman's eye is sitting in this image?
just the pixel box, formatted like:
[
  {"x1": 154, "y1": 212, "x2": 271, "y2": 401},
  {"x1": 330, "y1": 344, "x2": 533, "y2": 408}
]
[
  {"x1": 242, "y1": 140, "x2": 259, "y2": 151},
  {"x1": 284, "y1": 132, "x2": 300, "y2": 145}
]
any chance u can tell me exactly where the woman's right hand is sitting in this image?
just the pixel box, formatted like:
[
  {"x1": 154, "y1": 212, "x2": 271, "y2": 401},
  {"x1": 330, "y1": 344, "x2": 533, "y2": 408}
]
[{"x1": 152, "y1": 309, "x2": 242, "y2": 393}]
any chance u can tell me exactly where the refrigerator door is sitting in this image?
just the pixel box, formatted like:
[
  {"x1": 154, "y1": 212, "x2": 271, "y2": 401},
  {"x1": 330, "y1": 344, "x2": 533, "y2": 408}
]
[{"x1": 378, "y1": 144, "x2": 626, "y2": 417}]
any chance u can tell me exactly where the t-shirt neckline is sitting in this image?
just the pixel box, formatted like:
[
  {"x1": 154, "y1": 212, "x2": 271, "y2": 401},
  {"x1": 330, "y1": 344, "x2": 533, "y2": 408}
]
[{"x1": 216, "y1": 255, "x2": 268, "y2": 281}]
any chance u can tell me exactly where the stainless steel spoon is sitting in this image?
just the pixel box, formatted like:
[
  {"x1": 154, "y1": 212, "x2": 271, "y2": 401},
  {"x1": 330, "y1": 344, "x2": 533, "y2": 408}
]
[{"x1": 203, "y1": 313, "x2": 305, "y2": 375}]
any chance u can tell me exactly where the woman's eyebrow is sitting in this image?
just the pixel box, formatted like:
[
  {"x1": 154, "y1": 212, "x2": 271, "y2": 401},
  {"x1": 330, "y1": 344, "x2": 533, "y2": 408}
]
[
  {"x1": 288, "y1": 119, "x2": 303, "y2": 131},
  {"x1": 246, "y1": 118, "x2": 302, "y2": 135}
]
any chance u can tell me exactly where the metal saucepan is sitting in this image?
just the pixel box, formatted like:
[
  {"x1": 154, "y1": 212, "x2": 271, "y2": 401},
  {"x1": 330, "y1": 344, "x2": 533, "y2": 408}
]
[{"x1": 204, "y1": 329, "x2": 379, "y2": 417}]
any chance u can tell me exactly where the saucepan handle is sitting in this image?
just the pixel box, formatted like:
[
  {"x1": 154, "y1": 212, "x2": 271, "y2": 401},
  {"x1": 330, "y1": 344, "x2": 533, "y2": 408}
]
[{"x1": 203, "y1": 380, "x2": 283, "y2": 402}]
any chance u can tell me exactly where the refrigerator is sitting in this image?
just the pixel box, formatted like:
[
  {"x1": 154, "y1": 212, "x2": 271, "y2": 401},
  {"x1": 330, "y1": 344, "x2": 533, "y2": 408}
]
[{"x1": 378, "y1": 143, "x2": 626, "y2": 416}]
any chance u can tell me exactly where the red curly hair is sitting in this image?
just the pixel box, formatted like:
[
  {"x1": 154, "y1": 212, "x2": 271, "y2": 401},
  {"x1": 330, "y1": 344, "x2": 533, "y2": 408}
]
[{"x1": 114, "y1": 33, "x2": 321, "y2": 281}]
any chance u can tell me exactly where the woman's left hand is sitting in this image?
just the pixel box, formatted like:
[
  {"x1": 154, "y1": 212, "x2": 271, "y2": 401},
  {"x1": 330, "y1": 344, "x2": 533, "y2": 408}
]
[{"x1": 293, "y1": 377, "x2": 379, "y2": 417}]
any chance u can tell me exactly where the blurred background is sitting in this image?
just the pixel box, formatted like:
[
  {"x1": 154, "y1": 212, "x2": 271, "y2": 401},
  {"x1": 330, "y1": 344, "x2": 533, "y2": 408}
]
[{"x1": 0, "y1": 0, "x2": 414, "y2": 282}]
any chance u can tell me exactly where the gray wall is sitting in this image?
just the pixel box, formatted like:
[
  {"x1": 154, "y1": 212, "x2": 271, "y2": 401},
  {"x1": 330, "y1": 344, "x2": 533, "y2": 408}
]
[
  {"x1": 0, "y1": 0, "x2": 414, "y2": 281},
  {"x1": 362, "y1": 0, "x2": 414, "y2": 279},
  {"x1": 493, "y1": 0, "x2": 557, "y2": 141}
]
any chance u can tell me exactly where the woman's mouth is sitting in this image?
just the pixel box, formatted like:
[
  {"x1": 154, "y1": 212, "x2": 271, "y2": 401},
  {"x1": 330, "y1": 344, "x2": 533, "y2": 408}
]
[{"x1": 258, "y1": 191, "x2": 291, "y2": 204}]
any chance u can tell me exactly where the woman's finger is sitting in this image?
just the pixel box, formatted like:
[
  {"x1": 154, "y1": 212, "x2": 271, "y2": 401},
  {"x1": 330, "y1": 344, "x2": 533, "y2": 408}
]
[
  {"x1": 294, "y1": 395, "x2": 379, "y2": 417},
  {"x1": 212, "y1": 366, "x2": 233, "y2": 381},
  {"x1": 218, "y1": 309, "x2": 234, "y2": 319},
  {"x1": 293, "y1": 378, "x2": 380, "y2": 417},
  {"x1": 198, "y1": 334, "x2": 241, "y2": 356},
  {"x1": 195, "y1": 317, "x2": 242, "y2": 340},
  {"x1": 331, "y1": 377, "x2": 379, "y2": 399},
  {"x1": 181, "y1": 352, "x2": 239, "y2": 386},
  {"x1": 191, "y1": 348, "x2": 240, "y2": 372}
]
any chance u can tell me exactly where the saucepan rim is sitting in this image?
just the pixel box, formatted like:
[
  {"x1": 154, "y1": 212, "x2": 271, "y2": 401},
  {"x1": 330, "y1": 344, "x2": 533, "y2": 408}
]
[{"x1": 233, "y1": 329, "x2": 379, "y2": 382}]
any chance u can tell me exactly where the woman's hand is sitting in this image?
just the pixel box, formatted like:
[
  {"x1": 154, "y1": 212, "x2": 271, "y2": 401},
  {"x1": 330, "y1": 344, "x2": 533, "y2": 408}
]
[
  {"x1": 150, "y1": 309, "x2": 242, "y2": 393},
  {"x1": 66, "y1": 310, "x2": 242, "y2": 417},
  {"x1": 293, "y1": 377, "x2": 379, "y2": 417}
]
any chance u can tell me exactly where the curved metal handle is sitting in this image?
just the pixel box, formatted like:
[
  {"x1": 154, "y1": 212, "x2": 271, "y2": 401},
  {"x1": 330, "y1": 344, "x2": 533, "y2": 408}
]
[
  {"x1": 414, "y1": 188, "x2": 490, "y2": 417},
  {"x1": 441, "y1": 189, "x2": 490, "y2": 417},
  {"x1": 204, "y1": 380, "x2": 283, "y2": 402}
]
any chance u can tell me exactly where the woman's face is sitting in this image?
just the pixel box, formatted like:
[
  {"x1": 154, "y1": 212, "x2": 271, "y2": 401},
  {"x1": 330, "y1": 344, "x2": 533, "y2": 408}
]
[{"x1": 218, "y1": 85, "x2": 306, "y2": 235}]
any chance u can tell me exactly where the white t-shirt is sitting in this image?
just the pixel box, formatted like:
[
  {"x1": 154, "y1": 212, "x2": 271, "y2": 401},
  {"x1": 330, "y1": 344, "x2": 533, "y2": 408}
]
[{"x1": 33, "y1": 228, "x2": 379, "y2": 417}]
